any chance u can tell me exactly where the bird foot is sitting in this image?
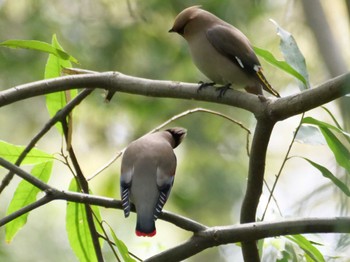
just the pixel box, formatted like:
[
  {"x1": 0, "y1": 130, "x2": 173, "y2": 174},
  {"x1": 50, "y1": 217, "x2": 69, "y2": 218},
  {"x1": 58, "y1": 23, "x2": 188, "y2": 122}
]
[
  {"x1": 216, "y1": 83, "x2": 232, "y2": 98},
  {"x1": 197, "y1": 81, "x2": 216, "y2": 93}
]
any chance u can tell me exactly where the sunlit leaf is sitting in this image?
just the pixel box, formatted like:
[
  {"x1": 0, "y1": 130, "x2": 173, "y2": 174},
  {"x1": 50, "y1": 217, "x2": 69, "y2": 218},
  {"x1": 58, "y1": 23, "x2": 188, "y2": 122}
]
[
  {"x1": 254, "y1": 46, "x2": 307, "y2": 86},
  {"x1": 300, "y1": 157, "x2": 350, "y2": 196},
  {"x1": 319, "y1": 127, "x2": 350, "y2": 174},
  {"x1": 295, "y1": 125, "x2": 326, "y2": 145},
  {"x1": 277, "y1": 241, "x2": 298, "y2": 262},
  {"x1": 45, "y1": 34, "x2": 77, "y2": 135},
  {"x1": 270, "y1": 19, "x2": 310, "y2": 90},
  {"x1": 302, "y1": 117, "x2": 350, "y2": 139},
  {"x1": 105, "y1": 223, "x2": 135, "y2": 262},
  {"x1": 286, "y1": 235, "x2": 325, "y2": 262},
  {"x1": 66, "y1": 178, "x2": 102, "y2": 262},
  {"x1": 5, "y1": 161, "x2": 53, "y2": 242},
  {"x1": 257, "y1": 238, "x2": 264, "y2": 259},
  {"x1": 0, "y1": 39, "x2": 78, "y2": 63},
  {"x1": 0, "y1": 140, "x2": 53, "y2": 165}
]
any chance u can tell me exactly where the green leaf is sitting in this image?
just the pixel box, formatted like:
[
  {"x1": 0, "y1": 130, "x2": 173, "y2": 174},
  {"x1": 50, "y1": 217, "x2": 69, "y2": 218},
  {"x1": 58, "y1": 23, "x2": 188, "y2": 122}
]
[
  {"x1": 270, "y1": 19, "x2": 310, "y2": 90},
  {"x1": 66, "y1": 178, "x2": 102, "y2": 262},
  {"x1": 254, "y1": 46, "x2": 307, "y2": 86},
  {"x1": 319, "y1": 127, "x2": 350, "y2": 174},
  {"x1": 300, "y1": 157, "x2": 350, "y2": 196},
  {"x1": 295, "y1": 125, "x2": 326, "y2": 145},
  {"x1": 106, "y1": 223, "x2": 135, "y2": 262},
  {"x1": 5, "y1": 161, "x2": 53, "y2": 242},
  {"x1": 278, "y1": 241, "x2": 298, "y2": 262},
  {"x1": 45, "y1": 34, "x2": 78, "y2": 134},
  {"x1": 0, "y1": 39, "x2": 78, "y2": 63},
  {"x1": 302, "y1": 117, "x2": 350, "y2": 139},
  {"x1": 286, "y1": 235, "x2": 325, "y2": 262},
  {"x1": 0, "y1": 140, "x2": 53, "y2": 165}
]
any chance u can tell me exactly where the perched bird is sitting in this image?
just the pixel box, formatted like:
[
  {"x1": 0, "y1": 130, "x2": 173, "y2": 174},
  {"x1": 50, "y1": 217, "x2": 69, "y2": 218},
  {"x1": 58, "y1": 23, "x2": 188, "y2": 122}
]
[
  {"x1": 169, "y1": 6, "x2": 280, "y2": 97},
  {"x1": 120, "y1": 128, "x2": 187, "y2": 237}
]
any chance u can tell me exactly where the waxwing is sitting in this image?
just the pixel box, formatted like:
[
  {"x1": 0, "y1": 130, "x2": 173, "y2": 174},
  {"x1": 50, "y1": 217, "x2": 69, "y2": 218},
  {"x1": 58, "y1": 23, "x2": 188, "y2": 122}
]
[
  {"x1": 120, "y1": 127, "x2": 186, "y2": 237},
  {"x1": 169, "y1": 6, "x2": 280, "y2": 97}
]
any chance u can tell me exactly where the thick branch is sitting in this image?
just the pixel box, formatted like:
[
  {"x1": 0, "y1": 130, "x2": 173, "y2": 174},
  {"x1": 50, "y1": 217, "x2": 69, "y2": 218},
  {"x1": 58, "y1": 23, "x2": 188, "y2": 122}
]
[
  {"x1": 270, "y1": 73, "x2": 350, "y2": 120},
  {"x1": 1, "y1": 71, "x2": 349, "y2": 121},
  {"x1": 1, "y1": 71, "x2": 350, "y2": 261},
  {"x1": 240, "y1": 119, "x2": 275, "y2": 261},
  {"x1": 146, "y1": 217, "x2": 350, "y2": 262},
  {"x1": 0, "y1": 157, "x2": 205, "y2": 233},
  {"x1": 0, "y1": 72, "x2": 261, "y2": 114},
  {"x1": 2, "y1": 157, "x2": 350, "y2": 262}
]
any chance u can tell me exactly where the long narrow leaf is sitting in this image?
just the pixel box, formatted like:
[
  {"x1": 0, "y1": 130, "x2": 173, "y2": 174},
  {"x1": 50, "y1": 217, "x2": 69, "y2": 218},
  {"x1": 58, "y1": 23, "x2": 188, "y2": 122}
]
[
  {"x1": 5, "y1": 161, "x2": 53, "y2": 242},
  {"x1": 295, "y1": 125, "x2": 326, "y2": 145},
  {"x1": 0, "y1": 140, "x2": 53, "y2": 165},
  {"x1": 319, "y1": 127, "x2": 350, "y2": 174},
  {"x1": 45, "y1": 35, "x2": 77, "y2": 135},
  {"x1": 321, "y1": 107, "x2": 350, "y2": 144},
  {"x1": 254, "y1": 46, "x2": 307, "y2": 86},
  {"x1": 66, "y1": 178, "x2": 102, "y2": 262},
  {"x1": 105, "y1": 223, "x2": 135, "y2": 262},
  {"x1": 302, "y1": 117, "x2": 350, "y2": 139},
  {"x1": 271, "y1": 19, "x2": 310, "y2": 90},
  {"x1": 300, "y1": 157, "x2": 350, "y2": 196},
  {"x1": 286, "y1": 235, "x2": 325, "y2": 262},
  {"x1": 0, "y1": 39, "x2": 78, "y2": 63}
]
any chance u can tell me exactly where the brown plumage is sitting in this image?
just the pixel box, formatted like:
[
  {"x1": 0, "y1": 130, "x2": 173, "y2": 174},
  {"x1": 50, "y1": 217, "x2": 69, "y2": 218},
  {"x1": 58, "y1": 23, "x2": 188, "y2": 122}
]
[
  {"x1": 120, "y1": 128, "x2": 186, "y2": 237},
  {"x1": 169, "y1": 6, "x2": 280, "y2": 97}
]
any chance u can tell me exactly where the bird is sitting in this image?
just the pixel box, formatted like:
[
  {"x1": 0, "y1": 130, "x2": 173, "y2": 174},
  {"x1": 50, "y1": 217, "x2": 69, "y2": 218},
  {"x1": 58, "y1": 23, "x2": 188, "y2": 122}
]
[
  {"x1": 169, "y1": 6, "x2": 280, "y2": 98},
  {"x1": 120, "y1": 127, "x2": 187, "y2": 237}
]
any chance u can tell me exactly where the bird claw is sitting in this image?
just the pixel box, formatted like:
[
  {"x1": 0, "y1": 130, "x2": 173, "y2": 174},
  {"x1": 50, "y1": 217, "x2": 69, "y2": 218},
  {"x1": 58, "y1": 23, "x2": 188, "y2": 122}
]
[
  {"x1": 197, "y1": 81, "x2": 216, "y2": 93},
  {"x1": 216, "y1": 84, "x2": 232, "y2": 98}
]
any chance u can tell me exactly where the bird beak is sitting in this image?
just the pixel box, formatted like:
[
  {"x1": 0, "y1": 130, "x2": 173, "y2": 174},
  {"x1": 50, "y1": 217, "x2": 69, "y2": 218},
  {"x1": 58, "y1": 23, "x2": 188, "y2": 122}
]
[{"x1": 168, "y1": 28, "x2": 175, "y2": 33}]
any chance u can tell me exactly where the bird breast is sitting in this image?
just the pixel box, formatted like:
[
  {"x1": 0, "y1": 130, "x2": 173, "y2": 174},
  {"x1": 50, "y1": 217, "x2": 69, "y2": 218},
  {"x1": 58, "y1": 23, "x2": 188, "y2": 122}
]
[{"x1": 185, "y1": 31, "x2": 255, "y2": 87}]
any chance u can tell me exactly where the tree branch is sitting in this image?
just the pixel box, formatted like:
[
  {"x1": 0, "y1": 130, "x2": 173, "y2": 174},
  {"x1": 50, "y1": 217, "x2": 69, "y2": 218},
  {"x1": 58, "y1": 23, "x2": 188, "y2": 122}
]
[
  {"x1": 0, "y1": 88, "x2": 93, "y2": 194},
  {"x1": 1, "y1": 71, "x2": 350, "y2": 261},
  {"x1": 0, "y1": 157, "x2": 205, "y2": 233},
  {"x1": 1, "y1": 71, "x2": 349, "y2": 120},
  {"x1": 61, "y1": 118, "x2": 104, "y2": 261},
  {"x1": 269, "y1": 73, "x2": 350, "y2": 120},
  {"x1": 0, "y1": 72, "x2": 261, "y2": 114},
  {"x1": 240, "y1": 119, "x2": 275, "y2": 261},
  {"x1": 2, "y1": 157, "x2": 350, "y2": 262},
  {"x1": 145, "y1": 217, "x2": 350, "y2": 262}
]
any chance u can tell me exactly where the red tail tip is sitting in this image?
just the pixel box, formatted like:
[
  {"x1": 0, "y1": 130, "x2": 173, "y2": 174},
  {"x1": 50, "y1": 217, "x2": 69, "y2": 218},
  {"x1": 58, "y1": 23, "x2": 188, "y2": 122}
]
[{"x1": 136, "y1": 230, "x2": 156, "y2": 237}]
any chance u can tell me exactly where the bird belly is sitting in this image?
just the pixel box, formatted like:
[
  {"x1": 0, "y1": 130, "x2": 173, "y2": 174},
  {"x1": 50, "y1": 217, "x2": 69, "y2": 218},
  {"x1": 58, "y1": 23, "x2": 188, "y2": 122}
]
[{"x1": 188, "y1": 34, "x2": 254, "y2": 88}]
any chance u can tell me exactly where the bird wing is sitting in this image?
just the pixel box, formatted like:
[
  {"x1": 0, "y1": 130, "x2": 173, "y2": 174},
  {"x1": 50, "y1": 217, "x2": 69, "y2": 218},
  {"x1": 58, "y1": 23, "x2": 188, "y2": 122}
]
[
  {"x1": 154, "y1": 165, "x2": 175, "y2": 220},
  {"x1": 207, "y1": 25, "x2": 281, "y2": 97},
  {"x1": 120, "y1": 166, "x2": 133, "y2": 218},
  {"x1": 206, "y1": 24, "x2": 260, "y2": 75}
]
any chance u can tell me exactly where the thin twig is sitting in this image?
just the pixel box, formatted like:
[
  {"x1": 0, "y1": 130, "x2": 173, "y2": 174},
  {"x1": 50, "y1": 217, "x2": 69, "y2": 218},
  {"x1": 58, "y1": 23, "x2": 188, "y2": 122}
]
[
  {"x1": 0, "y1": 157, "x2": 205, "y2": 232},
  {"x1": 2, "y1": 156, "x2": 350, "y2": 262},
  {"x1": 261, "y1": 112, "x2": 305, "y2": 221},
  {"x1": 0, "y1": 195, "x2": 53, "y2": 227},
  {"x1": 61, "y1": 119, "x2": 104, "y2": 262},
  {"x1": 0, "y1": 88, "x2": 93, "y2": 194},
  {"x1": 88, "y1": 107, "x2": 251, "y2": 180}
]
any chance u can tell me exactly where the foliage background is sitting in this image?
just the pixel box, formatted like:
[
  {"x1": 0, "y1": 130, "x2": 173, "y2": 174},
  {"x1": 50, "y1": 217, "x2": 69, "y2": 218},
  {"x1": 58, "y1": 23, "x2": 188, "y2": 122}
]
[{"x1": 0, "y1": 0, "x2": 349, "y2": 261}]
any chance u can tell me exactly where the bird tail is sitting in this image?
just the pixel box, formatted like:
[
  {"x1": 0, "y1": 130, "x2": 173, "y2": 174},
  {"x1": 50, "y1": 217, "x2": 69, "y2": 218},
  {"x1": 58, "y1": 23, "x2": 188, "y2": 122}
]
[
  {"x1": 135, "y1": 220, "x2": 157, "y2": 237},
  {"x1": 136, "y1": 216, "x2": 156, "y2": 237},
  {"x1": 256, "y1": 68, "x2": 281, "y2": 98}
]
